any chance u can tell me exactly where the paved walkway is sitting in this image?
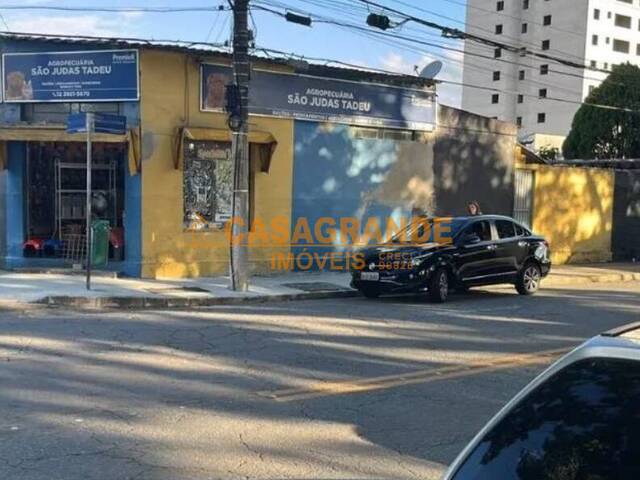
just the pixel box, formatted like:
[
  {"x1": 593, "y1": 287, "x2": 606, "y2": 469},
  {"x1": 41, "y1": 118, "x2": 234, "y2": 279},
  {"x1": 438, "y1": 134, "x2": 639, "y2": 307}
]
[{"x1": 0, "y1": 263, "x2": 638, "y2": 309}]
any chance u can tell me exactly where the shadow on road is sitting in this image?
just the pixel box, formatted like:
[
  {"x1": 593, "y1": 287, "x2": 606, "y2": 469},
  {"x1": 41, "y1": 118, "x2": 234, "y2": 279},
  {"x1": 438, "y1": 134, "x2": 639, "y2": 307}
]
[{"x1": 0, "y1": 284, "x2": 638, "y2": 478}]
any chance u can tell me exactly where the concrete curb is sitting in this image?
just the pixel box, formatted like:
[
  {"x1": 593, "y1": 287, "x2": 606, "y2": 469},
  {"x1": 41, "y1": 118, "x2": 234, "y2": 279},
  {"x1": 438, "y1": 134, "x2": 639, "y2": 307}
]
[
  {"x1": 34, "y1": 289, "x2": 360, "y2": 310},
  {"x1": 7, "y1": 269, "x2": 640, "y2": 311},
  {"x1": 545, "y1": 272, "x2": 640, "y2": 286}
]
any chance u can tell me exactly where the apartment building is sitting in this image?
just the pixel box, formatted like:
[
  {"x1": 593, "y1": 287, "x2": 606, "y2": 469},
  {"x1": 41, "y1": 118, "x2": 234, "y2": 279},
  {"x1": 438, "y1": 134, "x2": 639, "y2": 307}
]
[{"x1": 461, "y1": 0, "x2": 639, "y2": 141}]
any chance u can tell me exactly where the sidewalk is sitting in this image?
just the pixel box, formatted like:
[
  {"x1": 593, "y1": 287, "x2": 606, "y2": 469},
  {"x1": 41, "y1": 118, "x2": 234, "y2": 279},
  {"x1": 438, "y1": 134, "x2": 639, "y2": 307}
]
[{"x1": 0, "y1": 263, "x2": 638, "y2": 309}]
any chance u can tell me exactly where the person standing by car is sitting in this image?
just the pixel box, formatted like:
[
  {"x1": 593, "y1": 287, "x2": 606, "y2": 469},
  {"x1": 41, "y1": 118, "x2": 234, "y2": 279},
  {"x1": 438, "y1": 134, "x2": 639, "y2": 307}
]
[{"x1": 467, "y1": 201, "x2": 482, "y2": 216}]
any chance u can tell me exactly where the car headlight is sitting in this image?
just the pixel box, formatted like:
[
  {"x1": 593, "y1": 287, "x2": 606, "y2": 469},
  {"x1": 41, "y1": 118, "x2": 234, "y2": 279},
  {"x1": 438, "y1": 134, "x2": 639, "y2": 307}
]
[{"x1": 411, "y1": 254, "x2": 432, "y2": 268}]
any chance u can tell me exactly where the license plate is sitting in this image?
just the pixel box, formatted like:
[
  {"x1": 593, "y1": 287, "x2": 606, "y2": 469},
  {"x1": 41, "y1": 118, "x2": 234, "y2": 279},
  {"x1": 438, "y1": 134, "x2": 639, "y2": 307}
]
[{"x1": 361, "y1": 272, "x2": 379, "y2": 281}]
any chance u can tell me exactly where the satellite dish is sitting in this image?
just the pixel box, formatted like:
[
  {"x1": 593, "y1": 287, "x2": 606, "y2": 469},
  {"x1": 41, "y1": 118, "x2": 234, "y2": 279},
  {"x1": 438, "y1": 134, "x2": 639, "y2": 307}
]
[{"x1": 419, "y1": 60, "x2": 443, "y2": 79}]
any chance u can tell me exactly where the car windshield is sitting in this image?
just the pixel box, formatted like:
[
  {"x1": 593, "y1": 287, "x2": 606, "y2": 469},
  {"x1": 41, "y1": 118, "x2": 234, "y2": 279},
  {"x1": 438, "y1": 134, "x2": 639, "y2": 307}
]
[
  {"x1": 389, "y1": 217, "x2": 467, "y2": 244},
  {"x1": 450, "y1": 357, "x2": 640, "y2": 480}
]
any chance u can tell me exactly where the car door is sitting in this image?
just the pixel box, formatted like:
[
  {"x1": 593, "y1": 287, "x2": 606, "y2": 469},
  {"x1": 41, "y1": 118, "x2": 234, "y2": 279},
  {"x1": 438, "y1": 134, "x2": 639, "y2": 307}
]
[
  {"x1": 454, "y1": 220, "x2": 497, "y2": 282},
  {"x1": 492, "y1": 219, "x2": 522, "y2": 277}
]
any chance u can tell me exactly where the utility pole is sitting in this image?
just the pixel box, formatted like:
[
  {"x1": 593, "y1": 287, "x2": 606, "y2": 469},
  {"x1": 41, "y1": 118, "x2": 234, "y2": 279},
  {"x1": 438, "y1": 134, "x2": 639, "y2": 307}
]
[{"x1": 229, "y1": 0, "x2": 250, "y2": 291}]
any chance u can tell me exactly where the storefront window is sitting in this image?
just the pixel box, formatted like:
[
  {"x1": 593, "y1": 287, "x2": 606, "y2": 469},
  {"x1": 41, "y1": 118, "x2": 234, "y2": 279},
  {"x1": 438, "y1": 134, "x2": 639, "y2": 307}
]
[{"x1": 183, "y1": 141, "x2": 233, "y2": 230}]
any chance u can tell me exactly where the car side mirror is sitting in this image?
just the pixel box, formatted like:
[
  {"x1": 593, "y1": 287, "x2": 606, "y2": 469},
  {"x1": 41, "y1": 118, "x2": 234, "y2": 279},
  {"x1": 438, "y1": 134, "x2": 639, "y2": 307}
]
[{"x1": 463, "y1": 233, "x2": 481, "y2": 245}]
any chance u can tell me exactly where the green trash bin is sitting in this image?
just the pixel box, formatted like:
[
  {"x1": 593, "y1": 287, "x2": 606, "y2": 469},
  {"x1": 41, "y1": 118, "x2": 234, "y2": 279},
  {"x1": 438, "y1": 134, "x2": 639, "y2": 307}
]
[{"x1": 91, "y1": 220, "x2": 111, "y2": 267}]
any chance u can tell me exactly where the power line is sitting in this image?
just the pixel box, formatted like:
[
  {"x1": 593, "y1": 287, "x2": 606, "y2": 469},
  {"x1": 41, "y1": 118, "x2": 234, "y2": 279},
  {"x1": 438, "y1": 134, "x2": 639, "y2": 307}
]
[
  {"x1": 251, "y1": 45, "x2": 640, "y2": 115},
  {"x1": 387, "y1": 0, "x2": 591, "y2": 65},
  {"x1": 0, "y1": 30, "x2": 230, "y2": 50},
  {"x1": 252, "y1": 1, "x2": 615, "y2": 86},
  {"x1": 0, "y1": 5, "x2": 229, "y2": 13},
  {"x1": 434, "y1": 0, "x2": 584, "y2": 39},
  {"x1": 353, "y1": 0, "x2": 609, "y2": 75},
  {"x1": 0, "y1": 12, "x2": 10, "y2": 31}
]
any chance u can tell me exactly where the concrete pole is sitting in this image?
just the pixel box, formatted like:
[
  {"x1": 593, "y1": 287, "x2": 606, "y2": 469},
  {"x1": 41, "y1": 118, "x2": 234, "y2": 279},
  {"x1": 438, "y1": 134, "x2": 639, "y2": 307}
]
[{"x1": 229, "y1": 0, "x2": 250, "y2": 291}]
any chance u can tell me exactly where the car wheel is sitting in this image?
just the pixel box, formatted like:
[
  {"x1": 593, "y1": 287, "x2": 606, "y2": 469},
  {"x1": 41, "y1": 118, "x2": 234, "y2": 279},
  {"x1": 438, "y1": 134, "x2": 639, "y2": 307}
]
[
  {"x1": 428, "y1": 268, "x2": 449, "y2": 303},
  {"x1": 516, "y1": 262, "x2": 542, "y2": 295},
  {"x1": 361, "y1": 287, "x2": 380, "y2": 299}
]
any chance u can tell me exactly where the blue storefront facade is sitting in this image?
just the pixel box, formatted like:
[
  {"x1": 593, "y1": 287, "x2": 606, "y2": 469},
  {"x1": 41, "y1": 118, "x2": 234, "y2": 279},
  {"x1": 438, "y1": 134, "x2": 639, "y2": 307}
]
[{"x1": 0, "y1": 36, "x2": 142, "y2": 276}]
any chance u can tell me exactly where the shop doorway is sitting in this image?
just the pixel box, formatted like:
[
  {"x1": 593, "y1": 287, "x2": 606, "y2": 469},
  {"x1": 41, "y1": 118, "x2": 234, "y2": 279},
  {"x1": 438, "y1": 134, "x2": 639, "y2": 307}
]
[{"x1": 24, "y1": 141, "x2": 126, "y2": 264}]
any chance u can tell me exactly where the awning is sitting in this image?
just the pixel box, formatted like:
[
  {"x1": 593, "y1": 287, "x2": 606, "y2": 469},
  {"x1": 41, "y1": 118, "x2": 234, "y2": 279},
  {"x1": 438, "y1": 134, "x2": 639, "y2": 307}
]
[
  {"x1": 175, "y1": 126, "x2": 278, "y2": 171},
  {"x1": 0, "y1": 126, "x2": 128, "y2": 143},
  {"x1": 0, "y1": 126, "x2": 141, "y2": 175}
]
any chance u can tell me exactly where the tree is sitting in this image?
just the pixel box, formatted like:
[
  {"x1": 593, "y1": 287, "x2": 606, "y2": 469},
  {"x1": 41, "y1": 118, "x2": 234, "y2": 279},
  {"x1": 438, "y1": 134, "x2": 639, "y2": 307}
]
[{"x1": 563, "y1": 63, "x2": 640, "y2": 159}]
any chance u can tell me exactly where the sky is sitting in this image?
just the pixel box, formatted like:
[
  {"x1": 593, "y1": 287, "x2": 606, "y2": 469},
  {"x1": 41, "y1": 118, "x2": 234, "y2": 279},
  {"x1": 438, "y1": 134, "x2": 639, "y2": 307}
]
[{"x1": 0, "y1": 0, "x2": 467, "y2": 106}]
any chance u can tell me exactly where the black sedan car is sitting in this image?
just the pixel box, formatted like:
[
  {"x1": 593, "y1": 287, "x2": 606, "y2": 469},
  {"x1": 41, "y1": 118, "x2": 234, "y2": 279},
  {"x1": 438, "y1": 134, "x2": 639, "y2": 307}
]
[{"x1": 351, "y1": 215, "x2": 551, "y2": 302}]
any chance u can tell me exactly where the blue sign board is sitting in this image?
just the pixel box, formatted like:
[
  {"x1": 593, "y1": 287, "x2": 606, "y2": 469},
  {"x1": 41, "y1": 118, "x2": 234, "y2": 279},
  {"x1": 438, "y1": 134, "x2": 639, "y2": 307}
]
[
  {"x1": 3, "y1": 49, "x2": 139, "y2": 103},
  {"x1": 201, "y1": 64, "x2": 436, "y2": 131},
  {"x1": 67, "y1": 112, "x2": 127, "y2": 135}
]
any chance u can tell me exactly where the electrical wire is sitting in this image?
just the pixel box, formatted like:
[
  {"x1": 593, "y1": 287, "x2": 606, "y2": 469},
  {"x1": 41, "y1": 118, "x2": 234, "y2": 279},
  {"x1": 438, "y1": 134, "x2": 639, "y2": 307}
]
[
  {"x1": 251, "y1": 44, "x2": 640, "y2": 115},
  {"x1": 386, "y1": 0, "x2": 592, "y2": 65},
  {"x1": 252, "y1": 1, "x2": 617, "y2": 86},
  {"x1": 353, "y1": 0, "x2": 609, "y2": 74},
  {"x1": 0, "y1": 12, "x2": 9, "y2": 31},
  {"x1": 0, "y1": 5, "x2": 229, "y2": 13}
]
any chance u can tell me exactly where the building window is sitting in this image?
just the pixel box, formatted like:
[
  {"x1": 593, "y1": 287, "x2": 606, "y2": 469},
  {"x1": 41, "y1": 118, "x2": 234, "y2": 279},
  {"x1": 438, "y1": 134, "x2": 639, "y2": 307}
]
[
  {"x1": 516, "y1": 117, "x2": 522, "y2": 127},
  {"x1": 592, "y1": 35, "x2": 599, "y2": 45},
  {"x1": 590, "y1": 60, "x2": 597, "y2": 68},
  {"x1": 519, "y1": 70, "x2": 526, "y2": 80},
  {"x1": 494, "y1": 48, "x2": 502, "y2": 58},
  {"x1": 594, "y1": 9, "x2": 600, "y2": 20},
  {"x1": 637, "y1": 44, "x2": 640, "y2": 55},
  {"x1": 607, "y1": 11, "x2": 612, "y2": 19},
  {"x1": 537, "y1": 113, "x2": 546, "y2": 123},
  {"x1": 493, "y1": 71, "x2": 501, "y2": 81},
  {"x1": 540, "y1": 64, "x2": 549, "y2": 75},
  {"x1": 497, "y1": 0, "x2": 504, "y2": 11},
  {"x1": 517, "y1": 94, "x2": 524, "y2": 104},
  {"x1": 541, "y1": 39, "x2": 550, "y2": 50},
  {"x1": 615, "y1": 14, "x2": 632, "y2": 29},
  {"x1": 523, "y1": 0, "x2": 529, "y2": 9},
  {"x1": 606, "y1": 37, "x2": 610, "y2": 44},
  {"x1": 491, "y1": 93, "x2": 500, "y2": 104},
  {"x1": 183, "y1": 141, "x2": 233, "y2": 230},
  {"x1": 522, "y1": 23, "x2": 528, "y2": 33},
  {"x1": 543, "y1": 15, "x2": 552, "y2": 26},
  {"x1": 613, "y1": 39, "x2": 630, "y2": 53},
  {"x1": 495, "y1": 24, "x2": 503, "y2": 34},
  {"x1": 539, "y1": 88, "x2": 548, "y2": 98}
]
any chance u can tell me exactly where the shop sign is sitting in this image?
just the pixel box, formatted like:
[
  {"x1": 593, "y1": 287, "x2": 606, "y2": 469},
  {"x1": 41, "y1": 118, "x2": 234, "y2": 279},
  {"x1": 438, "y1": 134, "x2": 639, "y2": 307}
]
[
  {"x1": 67, "y1": 112, "x2": 127, "y2": 135},
  {"x1": 201, "y1": 64, "x2": 436, "y2": 131},
  {"x1": 2, "y1": 49, "x2": 139, "y2": 103}
]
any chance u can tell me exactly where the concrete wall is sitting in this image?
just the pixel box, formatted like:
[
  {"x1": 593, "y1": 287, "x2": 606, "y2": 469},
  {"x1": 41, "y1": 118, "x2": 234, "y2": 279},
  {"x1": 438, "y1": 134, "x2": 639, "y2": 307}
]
[
  {"x1": 612, "y1": 171, "x2": 640, "y2": 261},
  {"x1": 291, "y1": 121, "x2": 433, "y2": 264},
  {"x1": 434, "y1": 106, "x2": 517, "y2": 216},
  {"x1": 289, "y1": 106, "x2": 519, "y2": 270},
  {"x1": 139, "y1": 49, "x2": 294, "y2": 278},
  {"x1": 531, "y1": 165, "x2": 614, "y2": 264}
]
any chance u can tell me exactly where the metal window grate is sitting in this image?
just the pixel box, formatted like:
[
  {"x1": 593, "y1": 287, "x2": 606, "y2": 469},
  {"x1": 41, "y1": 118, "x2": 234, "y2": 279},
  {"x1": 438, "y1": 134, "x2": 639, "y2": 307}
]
[{"x1": 514, "y1": 169, "x2": 534, "y2": 228}]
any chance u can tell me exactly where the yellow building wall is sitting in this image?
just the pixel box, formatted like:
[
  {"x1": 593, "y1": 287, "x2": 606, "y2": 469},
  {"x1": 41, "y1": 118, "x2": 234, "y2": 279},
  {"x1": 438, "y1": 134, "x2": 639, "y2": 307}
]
[
  {"x1": 139, "y1": 49, "x2": 294, "y2": 278},
  {"x1": 531, "y1": 165, "x2": 614, "y2": 264}
]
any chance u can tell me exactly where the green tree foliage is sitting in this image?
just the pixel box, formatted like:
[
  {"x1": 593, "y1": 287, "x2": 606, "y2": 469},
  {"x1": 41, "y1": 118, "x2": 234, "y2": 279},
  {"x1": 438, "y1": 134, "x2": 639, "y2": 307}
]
[{"x1": 563, "y1": 63, "x2": 640, "y2": 159}]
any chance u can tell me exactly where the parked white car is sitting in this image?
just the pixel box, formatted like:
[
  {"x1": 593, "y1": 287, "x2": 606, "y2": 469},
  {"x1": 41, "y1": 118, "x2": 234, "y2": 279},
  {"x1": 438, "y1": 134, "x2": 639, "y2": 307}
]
[{"x1": 444, "y1": 322, "x2": 640, "y2": 480}]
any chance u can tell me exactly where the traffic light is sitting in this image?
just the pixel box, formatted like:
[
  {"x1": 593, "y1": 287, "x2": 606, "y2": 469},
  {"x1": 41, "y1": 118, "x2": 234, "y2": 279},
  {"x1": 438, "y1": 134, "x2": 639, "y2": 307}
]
[{"x1": 366, "y1": 13, "x2": 391, "y2": 30}]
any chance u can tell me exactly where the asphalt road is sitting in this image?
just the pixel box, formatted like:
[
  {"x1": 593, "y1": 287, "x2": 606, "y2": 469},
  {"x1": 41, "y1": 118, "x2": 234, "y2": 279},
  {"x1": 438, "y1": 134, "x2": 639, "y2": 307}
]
[{"x1": 1, "y1": 281, "x2": 639, "y2": 480}]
